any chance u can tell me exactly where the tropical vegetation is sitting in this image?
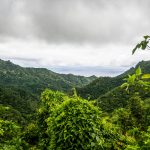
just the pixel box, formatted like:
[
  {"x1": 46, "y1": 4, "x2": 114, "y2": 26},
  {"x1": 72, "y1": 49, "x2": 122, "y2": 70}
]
[{"x1": 0, "y1": 36, "x2": 150, "y2": 149}]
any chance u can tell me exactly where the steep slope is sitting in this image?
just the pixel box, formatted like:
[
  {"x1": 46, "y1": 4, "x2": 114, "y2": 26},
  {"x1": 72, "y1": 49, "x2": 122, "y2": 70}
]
[{"x1": 77, "y1": 60, "x2": 150, "y2": 99}]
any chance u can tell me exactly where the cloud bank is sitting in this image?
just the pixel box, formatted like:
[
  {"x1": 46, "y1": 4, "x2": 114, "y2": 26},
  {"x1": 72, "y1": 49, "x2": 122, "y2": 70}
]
[{"x1": 0, "y1": 0, "x2": 150, "y2": 76}]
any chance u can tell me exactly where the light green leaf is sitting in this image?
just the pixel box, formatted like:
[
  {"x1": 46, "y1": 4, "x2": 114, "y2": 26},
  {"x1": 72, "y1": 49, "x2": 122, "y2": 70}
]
[
  {"x1": 142, "y1": 74, "x2": 150, "y2": 79},
  {"x1": 121, "y1": 83, "x2": 129, "y2": 88},
  {"x1": 135, "y1": 66, "x2": 142, "y2": 76}
]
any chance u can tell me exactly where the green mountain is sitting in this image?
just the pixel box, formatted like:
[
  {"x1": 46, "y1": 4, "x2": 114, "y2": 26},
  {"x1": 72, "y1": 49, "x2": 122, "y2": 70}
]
[
  {"x1": 77, "y1": 60, "x2": 150, "y2": 99},
  {"x1": 0, "y1": 59, "x2": 96, "y2": 113},
  {"x1": 0, "y1": 59, "x2": 97, "y2": 93}
]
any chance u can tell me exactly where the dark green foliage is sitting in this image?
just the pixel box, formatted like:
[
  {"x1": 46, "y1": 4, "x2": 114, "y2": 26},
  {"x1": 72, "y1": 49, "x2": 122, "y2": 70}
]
[
  {"x1": 112, "y1": 108, "x2": 136, "y2": 132},
  {"x1": 77, "y1": 76, "x2": 121, "y2": 99},
  {"x1": 22, "y1": 123, "x2": 39, "y2": 147},
  {"x1": 0, "y1": 85, "x2": 38, "y2": 114},
  {"x1": 97, "y1": 87, "x2": 130, "y2": 113},
  {"x1": 128, "y1": 96, "x2": 145, "y2": 128},
  {"x1": 76, "y1": 67, "x2": 135, "y2": 100},
  {"x1": 0, "y1": 105, "x2": 26, "y2": 125},
  {"x1": 144, "y1": 98, "x2": 150, "y2": 128}
]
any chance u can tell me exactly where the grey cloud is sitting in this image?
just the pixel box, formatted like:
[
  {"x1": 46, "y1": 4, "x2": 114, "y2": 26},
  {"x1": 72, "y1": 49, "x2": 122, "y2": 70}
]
[
  {"x1": 0, "y1": 0, "x2": 150, "y2": 44},
  {"x1": 0, "y1": 0, "x2": 14, "y2": 36},
  {"x1": 0, "y1": 0, "x2": 34, "y2": 39}
]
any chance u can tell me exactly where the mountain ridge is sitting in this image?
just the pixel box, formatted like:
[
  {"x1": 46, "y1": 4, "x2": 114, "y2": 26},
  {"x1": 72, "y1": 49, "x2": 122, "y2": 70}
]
[
  {"x1": 77, "y1": 60, "x2": 150, "y2": 99},
  {"x1": 0, "y1": 59, "x2": 97, "y2": 92}
]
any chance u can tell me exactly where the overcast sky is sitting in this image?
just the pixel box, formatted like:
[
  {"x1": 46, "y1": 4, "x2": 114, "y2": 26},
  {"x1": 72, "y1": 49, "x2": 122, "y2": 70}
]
[{"x1": 0, "y1": 0, "x2": 150, "y2": 76}]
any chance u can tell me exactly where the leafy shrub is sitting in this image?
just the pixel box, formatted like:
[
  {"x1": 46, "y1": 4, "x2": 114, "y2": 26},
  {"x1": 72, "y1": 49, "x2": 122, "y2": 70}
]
[{"x1": 47, "y1": 96, "x2": 104, "y2": 150}]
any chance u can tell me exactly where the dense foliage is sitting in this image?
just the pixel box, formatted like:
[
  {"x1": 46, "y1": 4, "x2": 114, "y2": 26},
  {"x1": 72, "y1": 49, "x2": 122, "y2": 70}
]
[
  {"x1": 0, "y1": 51, "x2": 150, "y2": 149},
  {"x1": 0, "y1": 86, "x2": 38, "y2": 114}
]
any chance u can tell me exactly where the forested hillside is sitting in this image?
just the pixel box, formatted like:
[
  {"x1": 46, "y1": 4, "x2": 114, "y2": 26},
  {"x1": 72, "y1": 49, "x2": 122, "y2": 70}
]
[
  {"x1": 77, "y1": 60, "x2": 150, "y2": 99},
  {"x1": 0, "y1": 59, "x2": 97, "y2": 114},
  {"x1": 0, "y1": 59, "x2": 97, "y2": 93}
]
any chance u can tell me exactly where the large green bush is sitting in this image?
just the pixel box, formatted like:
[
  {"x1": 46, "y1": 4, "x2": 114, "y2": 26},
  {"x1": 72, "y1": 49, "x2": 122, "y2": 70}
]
[{"x1": 47, "y1": 96, "x2": 104, "y2": 150}]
